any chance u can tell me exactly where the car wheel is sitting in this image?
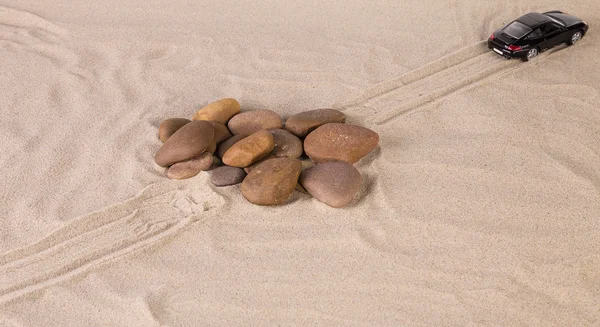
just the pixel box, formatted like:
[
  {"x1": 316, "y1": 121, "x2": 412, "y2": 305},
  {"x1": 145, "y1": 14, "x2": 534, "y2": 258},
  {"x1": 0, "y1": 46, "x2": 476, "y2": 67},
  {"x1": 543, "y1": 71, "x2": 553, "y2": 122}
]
[
  {"x1": 522, "y1": 47, "x2": 539, "y2": 61},
  {"x1": 568, "y1": 31, "x2": 582, "y2": 45}
]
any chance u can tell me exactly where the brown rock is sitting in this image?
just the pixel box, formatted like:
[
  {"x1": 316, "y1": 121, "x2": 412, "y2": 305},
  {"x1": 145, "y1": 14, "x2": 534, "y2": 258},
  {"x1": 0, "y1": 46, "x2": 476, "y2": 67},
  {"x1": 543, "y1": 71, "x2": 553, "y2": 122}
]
[
  {"x1": 192, "y1": 98, "x2": 240, "y2": 124},
  {"x1": 208, "y1": 156, "x2": 222, "y2": 170},
  {"x1": 244, "y1": 154, "x2": 275, "y2": 174},
  {"x1": 216, "y1": 134, "x2": 246, "y2": 159},
  {"x1": 299, "y1": 161, "x2": 361, "y2": 207},
  {"x1": 210, "y1": 166, "x2": 247, "y2": 186},
  {"x1": 285, "y1": 109, "x2": 346, "y2": 137},
  {"x1": 304, "y1": 123, "x2": 379, "y2": 164},
  {"x1": 270, "y1": 129, "x2": 303, "y2": 158},
  {"x1": 241, "y1": 157, "x2": 302, "y2": 205},
  {"x1": 166, "y1": 152, "x2": 213, "y2": 180},
  {"x1": 206, "y1": 140, "x2": 217, "y2": 154},
  {"x1": 209, "y1": 121, "x2": 232, "y2": 144},
  {"x1": 222, "y1": 130, "x2": 274, "y2": 168},
  {"x1": 158, "y1": 118, "x2": 191, "y2": 142},
  {"x1": 155, "y1": 120, "x2": 214, "y2": 167},
  {"x1": 227, "y1": 109, "x2": 282, "y2": 135}
]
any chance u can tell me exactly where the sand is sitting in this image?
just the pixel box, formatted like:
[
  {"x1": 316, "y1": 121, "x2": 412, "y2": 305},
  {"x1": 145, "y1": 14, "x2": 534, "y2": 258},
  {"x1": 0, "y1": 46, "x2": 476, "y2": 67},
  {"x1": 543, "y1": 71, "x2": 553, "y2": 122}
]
[{"x1": 1, "y1": 0, "x2": 599, "y2": 325}]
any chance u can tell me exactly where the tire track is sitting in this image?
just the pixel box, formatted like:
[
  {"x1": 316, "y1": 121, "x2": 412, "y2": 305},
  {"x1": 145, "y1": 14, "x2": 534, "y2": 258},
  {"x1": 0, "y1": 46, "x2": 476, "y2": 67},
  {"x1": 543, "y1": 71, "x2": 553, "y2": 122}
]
[
  {"x1": 0, "y1": 181, "x2": 222, "y2": 304},
  {"x1": 337, "y1": 41, "x2": 521, "y2": 125}
]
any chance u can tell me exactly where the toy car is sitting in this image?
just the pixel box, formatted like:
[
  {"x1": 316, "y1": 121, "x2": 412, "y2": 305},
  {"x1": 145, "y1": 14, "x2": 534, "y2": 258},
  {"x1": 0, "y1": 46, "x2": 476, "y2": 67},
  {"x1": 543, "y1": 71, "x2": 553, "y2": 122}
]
[{"x1": 488, "y1": 11, "x2": 589, "y2": 61}]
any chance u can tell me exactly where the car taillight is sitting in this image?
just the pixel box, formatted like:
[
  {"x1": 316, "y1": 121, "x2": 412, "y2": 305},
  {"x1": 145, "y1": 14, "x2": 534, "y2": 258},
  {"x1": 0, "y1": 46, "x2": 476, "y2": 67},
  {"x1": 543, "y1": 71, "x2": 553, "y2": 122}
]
[
  {"x1": 508, "y1": 45, "x2": 522, "y2": 51},
  {"x1": 489, "y1": 33, "x2": 495, "y2": 40}
]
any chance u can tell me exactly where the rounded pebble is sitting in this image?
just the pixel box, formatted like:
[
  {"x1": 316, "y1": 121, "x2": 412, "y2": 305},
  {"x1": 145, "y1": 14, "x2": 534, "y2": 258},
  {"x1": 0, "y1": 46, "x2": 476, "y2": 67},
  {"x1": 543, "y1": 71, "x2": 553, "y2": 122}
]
[
  {"x1": 210, "y1": 166, "x2": 247, "y2": 186},
  {"x1": 227, "y1": 109, "x2": 282, "y2": 135},
  {"x1": 166, "y1": 152, "x2": 213, "y2": 180},
  {"x1": 222, "y1": 130, "x2": 274, "y2": 168},
  {"x1": 217, "y1": 134, "x2": 246, "y2": 159},
  {"x1": 155, "y1": 120, "x2": 214, "y2": 167},
  {"x1": 304, "y1": 123, "x2": 379, "y2": 164},
  {"x1": 300, "y1": 161, "x2": 362, "y2": 207},
  {"x1": 192, "y1": 98, "x2": 240, "y2": 124},
  {"x1": 285, "y1": 109, "x2": 345, "y2": 137},
  {"x1": 241, "y1": 157, "x2": 302, "y2": 205},
  {"x1": 158, "y1": 118, "x2": 191, "y2": 142},
  {"x1": 209, "y1": 121, "x2": 233, "y2": 144},
  {"x1": 270, "y1": 129, "x2": 303, "y2": 158}
]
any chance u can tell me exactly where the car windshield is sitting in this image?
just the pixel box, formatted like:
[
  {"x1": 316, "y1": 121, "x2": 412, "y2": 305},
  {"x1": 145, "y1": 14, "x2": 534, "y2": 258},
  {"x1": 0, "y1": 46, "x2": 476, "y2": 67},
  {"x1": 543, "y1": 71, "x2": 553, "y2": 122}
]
[{"x1": 502, "y1": 21, "x2": 532, "y2": 39}]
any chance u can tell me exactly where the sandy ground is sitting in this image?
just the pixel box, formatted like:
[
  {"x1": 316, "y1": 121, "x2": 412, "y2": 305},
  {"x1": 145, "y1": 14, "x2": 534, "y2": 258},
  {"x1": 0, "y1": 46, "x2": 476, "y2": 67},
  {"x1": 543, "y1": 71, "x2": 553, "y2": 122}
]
[{"x1": 1, "y1": 0, "x2": 599, "y2": 325}]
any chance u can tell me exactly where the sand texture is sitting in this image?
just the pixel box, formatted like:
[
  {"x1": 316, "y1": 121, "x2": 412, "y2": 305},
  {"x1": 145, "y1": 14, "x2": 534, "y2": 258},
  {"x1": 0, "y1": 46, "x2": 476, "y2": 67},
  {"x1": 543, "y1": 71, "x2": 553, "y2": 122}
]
[{"x1": 1, "y1": 1, "x2": 600, "y2": 325}]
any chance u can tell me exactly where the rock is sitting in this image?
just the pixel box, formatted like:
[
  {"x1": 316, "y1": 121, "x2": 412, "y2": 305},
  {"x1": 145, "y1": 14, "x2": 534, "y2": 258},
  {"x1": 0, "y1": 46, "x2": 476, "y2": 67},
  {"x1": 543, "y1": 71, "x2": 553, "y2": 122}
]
[
  {"x1": 270, "y1": 129, "x2": 303, "y2": 158},
  {"x1": 299, "y1": 161, "x2": 361, "y2": 207},
  {"x1": 285, "y1": 109, "x2": 346, "y2": 137},
  {"x1": 206, "y1": 140, "x2": 217, "y2": 154},
  {"x1": 222, "y1": 130, "x2": 274, "y2": 168},
  {"x1": 304, "y1": 123, "x2": 379, "y2": 164},
  {"x1": 216, "y1": 134, "x2": 246, "y2": 159},
  {"x1": 208, "y1": 156, "x2": 222, "y2": 170},
  {"x1": 241, "y1": 157, "x2": 302, "y2": 205},
  {"x1": 158, "y1": 118, "x2": 191, "y2": 142},
  {"x1": 192, "y1": 98, "x2": 240, "y2": 124},
  {"x1": 244, "y1": 154, "x2": 275, "y2": 174},
  {"x1": 227, "y1": 109, "x2": 282, "y2": 135},
  {"x1": 166, "y1": 152, "x2": 213, "y2": 180},
  {"x1": 209, "y1": 121, "x2": 232, "y2": 144},
  {"x1": 210, "y1": 166, "x2": 246, "y2": 186},
  {"x1": 155, "y1": 120, "x2": 214, "y2": 167}
]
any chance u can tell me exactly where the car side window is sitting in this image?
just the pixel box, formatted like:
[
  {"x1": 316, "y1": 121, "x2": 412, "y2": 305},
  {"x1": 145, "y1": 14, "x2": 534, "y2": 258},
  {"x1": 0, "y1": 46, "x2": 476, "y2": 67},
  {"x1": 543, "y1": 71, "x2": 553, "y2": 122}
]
[
  {"x1": 542, "y1": 23, "x2": 561, "y2": 35},
  {"x1": 526, "y1": 28, "x2": 543, "y2": 39}
]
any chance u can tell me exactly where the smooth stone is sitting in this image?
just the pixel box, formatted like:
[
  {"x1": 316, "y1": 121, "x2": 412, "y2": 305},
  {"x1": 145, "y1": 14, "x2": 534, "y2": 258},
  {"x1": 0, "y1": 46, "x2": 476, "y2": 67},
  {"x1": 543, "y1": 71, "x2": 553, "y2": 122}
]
[
  {"x1": 304, "y1": 123, "x2": 379, "y2": 164},
  {"x1": 241, "y1": 157, "x2": 302, "y2": 205},
  {"x1": 155, "y1": 120, "x2": 214, "y2": 167},
  {"x1": 270, "y1": 129, "x2": 303, "y2": 158},
  {"x1": 192, "y1": 98, "x2": 240, "y2": 124},
  {"x1": 285, "y1": 109, "x2": 346, "y2": 137},
  {"x1": 158, "y1": 118, "x2": 191, "y2": 142},
  {"x1": 206, "y1": 140, "x2": 217, "y2": 154},
  {"x1": 208, "y1": 156, "x2": 222, "y2": 170},
  {"x1": 222, "y1": 130, "x2": 274, "y2": 168},
  {"x1": 244, "y1": 154, "x2": 275, "y2": 174},
  {"x1": 300, "y1": 161, "x2": 362, "y2": 208},
  {"x1": 210, "y1": 166, "x2": 246, "y2": 186},
  {"x1": 216, "y1": 134, "x2": 246, "y2": 159},
  {"x1": 227, "y1": 109, "x2": 282, "y2": 135},
  {"x1": 209, "y1": 121, "x2": 232, "y2": 144},
  {"x1": 166, "y1": 152, "x2": 213, "y2": 180}
]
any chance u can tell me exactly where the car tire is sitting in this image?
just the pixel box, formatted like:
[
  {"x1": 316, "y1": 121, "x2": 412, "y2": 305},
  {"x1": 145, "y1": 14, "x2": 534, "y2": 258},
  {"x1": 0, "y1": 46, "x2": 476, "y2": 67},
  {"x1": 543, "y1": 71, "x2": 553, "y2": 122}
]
[
  {"x1": 522, "y1": 47, "x2": 539, "y2": 62},
  {"x1": 567, "y1": 30, "x2": 583, "y2": 46}
]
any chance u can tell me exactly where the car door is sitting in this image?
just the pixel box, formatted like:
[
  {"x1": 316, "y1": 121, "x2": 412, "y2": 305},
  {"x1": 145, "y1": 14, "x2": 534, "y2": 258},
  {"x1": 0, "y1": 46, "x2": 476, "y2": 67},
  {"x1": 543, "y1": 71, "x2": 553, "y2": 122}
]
[
  {"x1": 541, "y1": 22, "x2": 566, "y2": 49},
  {"x1": 523, "y1": 28, "x2": 544, "y2": 49}
]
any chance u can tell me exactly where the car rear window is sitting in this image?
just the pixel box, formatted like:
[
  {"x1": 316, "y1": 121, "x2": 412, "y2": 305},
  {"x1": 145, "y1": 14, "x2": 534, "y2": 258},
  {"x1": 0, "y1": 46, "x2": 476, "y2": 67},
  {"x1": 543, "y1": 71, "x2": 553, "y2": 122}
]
[{"x1": 502, "y1": 21, "x2": 532, "y2": 39}]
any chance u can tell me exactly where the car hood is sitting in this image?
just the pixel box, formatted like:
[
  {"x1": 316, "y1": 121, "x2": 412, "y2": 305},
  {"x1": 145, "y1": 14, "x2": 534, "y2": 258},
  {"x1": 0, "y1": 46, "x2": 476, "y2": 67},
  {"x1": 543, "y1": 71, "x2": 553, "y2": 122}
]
[{"x1": 545, "y1": 13, "x2": 583, "y2": 27}]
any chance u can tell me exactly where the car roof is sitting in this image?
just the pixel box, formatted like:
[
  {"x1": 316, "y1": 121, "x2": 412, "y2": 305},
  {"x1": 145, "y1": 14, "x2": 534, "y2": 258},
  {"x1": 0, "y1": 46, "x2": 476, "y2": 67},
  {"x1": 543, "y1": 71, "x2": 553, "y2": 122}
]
[{"x1": 516, "y1": 12, "x2": 551, "y2": 28}]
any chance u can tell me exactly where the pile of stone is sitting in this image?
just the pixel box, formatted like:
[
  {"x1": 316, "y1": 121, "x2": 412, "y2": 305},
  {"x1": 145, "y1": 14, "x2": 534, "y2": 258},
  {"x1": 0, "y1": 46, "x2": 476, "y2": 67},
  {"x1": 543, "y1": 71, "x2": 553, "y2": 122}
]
[{"x1": 155, "y1": 98, "x2": 379, "y2": 208}]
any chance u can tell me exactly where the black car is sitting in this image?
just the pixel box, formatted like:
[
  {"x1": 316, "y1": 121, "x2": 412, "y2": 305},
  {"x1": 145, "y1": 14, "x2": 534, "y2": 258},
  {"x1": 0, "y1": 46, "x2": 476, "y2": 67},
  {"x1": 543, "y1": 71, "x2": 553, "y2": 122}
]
[{"x1": 488, "y1": 11, "x2": 589, "y2": 61}]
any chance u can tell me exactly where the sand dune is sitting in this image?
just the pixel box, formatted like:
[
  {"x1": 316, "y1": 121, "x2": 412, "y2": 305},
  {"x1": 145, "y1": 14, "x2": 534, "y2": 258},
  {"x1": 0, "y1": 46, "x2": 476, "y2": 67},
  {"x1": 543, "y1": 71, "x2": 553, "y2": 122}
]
[{"x1": 1, "y1": 0, "x2": 599, "y2": 325}]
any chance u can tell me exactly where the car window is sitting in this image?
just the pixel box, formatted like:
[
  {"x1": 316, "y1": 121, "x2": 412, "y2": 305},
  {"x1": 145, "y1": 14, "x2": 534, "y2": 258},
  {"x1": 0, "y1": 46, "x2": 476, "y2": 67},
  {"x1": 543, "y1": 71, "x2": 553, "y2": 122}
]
[
  {"x1": 526, "y1": 28, "x2": 543, "y2": 39},
  {"x1": 502, "y1": 21, "x2": 532, "y2": 39},
  {"x1": 542, "y1": 23, "x2": 561, "y2": 35}
]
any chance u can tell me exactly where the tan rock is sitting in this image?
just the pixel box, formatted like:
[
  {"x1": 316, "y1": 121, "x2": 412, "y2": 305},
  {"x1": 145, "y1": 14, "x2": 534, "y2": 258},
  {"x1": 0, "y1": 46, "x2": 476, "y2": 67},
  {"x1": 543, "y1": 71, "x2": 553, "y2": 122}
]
[
  {"x1": 192, "y1": 98, "x2": 240, "y2": 124},
  {"x1": 216, "y1": 134, "x2": 246, "y2": 159},
  {"x1": 227, "y1": 109, "x2": 282, "y2": 135},
  {"x1": 241, "y1": 157, "x2": 302, "y2": 205},
  {"x1": 166, "y1": 152, "x2": 213, "y2": 180},
  {"x1": 206, "y1": 140, "x2": 217, "y2": 154},
  {"x1": 285, "y1": 109, "x2": 346, "y2": 137},
  {"x1": 155, "y1": 120, "x2": 214, "y2": 167},
  {"x1": 158, "y1": 118, "x2": 191, "y2": 142},
  {"x1": 304, "y1": 123, "x2": 379, "y2": 164},
  {"x1": 270, "y1": 129, "x2": 303, "y2": 158},
  {"x1": 222, "y1": 130, "x2": 274, "y2": 168},
  {"x1": 300, "y1": 161, "x2": 361, "y2": 207}
]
